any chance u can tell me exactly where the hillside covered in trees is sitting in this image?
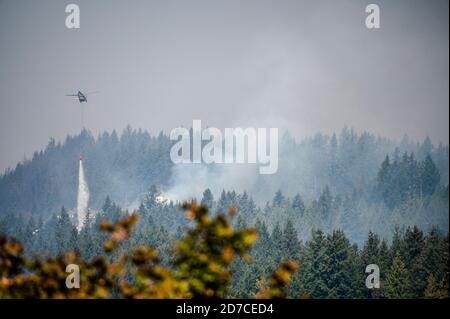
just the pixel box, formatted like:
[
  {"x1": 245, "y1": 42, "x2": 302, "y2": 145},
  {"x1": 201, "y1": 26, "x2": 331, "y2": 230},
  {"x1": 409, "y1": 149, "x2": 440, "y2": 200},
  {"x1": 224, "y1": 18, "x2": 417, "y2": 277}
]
[
  {"x1": 0, "y1": 200, "x2": 448, "y2": 299},
  {"x1": 0, "y1": 127, "x2": 448, "y2": 298},
  {"x1": 0, "y1": 127, "x2": 448, "y2": 242}
]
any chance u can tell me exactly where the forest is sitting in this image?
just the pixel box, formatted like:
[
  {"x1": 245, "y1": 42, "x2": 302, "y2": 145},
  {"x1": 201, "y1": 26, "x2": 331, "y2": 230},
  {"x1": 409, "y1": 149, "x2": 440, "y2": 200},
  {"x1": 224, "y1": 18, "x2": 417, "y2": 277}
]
[
  {"x1": 0, "y1": 127, "x2": 448, "y2": 298},
  {"x1": 0, "y1": 197, "x2": 448, "y2": 298}
]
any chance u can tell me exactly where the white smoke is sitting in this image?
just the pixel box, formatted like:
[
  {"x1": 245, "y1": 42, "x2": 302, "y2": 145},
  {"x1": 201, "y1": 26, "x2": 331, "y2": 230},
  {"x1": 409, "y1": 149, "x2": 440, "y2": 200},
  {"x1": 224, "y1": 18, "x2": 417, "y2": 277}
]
[
  {"x1": 77, "y1": 159, "x2": 90, "y2": 231},
  {"x1": 163, "y1": 163, "x2": 259, "y2": 203}
]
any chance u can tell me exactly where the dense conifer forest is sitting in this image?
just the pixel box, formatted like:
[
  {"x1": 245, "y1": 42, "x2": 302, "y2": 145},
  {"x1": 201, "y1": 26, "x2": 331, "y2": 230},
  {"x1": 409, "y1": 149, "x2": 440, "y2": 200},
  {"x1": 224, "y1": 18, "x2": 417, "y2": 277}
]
[{"x1": 0, "y1": 127, "x2": 448, "y2": 298}]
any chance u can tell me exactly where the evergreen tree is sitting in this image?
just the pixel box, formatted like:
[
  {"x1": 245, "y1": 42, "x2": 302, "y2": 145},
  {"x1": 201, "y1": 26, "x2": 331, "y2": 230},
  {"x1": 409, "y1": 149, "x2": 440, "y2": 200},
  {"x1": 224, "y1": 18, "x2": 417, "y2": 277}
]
[
  {"x1": 291, "y1": 194, "x2": 305, "y2": 216},
  {"x1": 418, "y1": 136, "x2": 433, "y2": 160},
  {"x1": 217, "y1": 190, "x2": 228, "y2": 213},
  {"x1": 102, "y1": 195, "x2": 113, "y2": 213},
  {"x1": 390, "y1": 226, "x2": 403, "y2": 264},
  {"x1": 323, "y1": 230, "x2": 356, "y2": 298},
  {"x1": 143, "y1": 185, "x2": 160, "y2": 211},
  {"x1": 254, "y1": 219, "x2": 270, "y2": 257},
  {"x1": 378, "y1": 239, "x2": 390, "y2": 281},
  {"x1": 298, "y1": 230, "x2": 328, "y2": 298},
  {"x1": 23, "y1": 216, "x2": 36, "y2": 252},
  {"x1": 385, "y1": 254, "x2": 412, "y2": 298},
  {"x1": 138, "y1": 202, "x2": 147, "y2": 217},
  {"x1": 78, "y1": 210, "x2": 94, "y2": 259},
  {"x1": 420, "y1": 155, "x2": 440, "y2": 196},
  {"x1": 412, "y1": 228, "x2": 443, "y2": 297},
  {"x1": 270, "y1": 224, "x2": 284, "y2": 264},
  {"x1": 55, "y1": 207, "x2": 74, "y2": 255},
  {"x1": 329, "y1": 133, "x2": 339, "y2": 185},
  {"x1": 423, "y1": 234, "x2": 449, "y2": 299},
  {"x1": 272, "y1": 190, "x2": 285, "y2": 207},
  {"x1": 201, "y1": 188, "x2": 214, "y2": 209},
  {"x1": 424, "y1": 274, "x2": 448, "y2": 299},
  {"x1": 401, "y1": 226, "x2": 424, "y2": 271},
  {"x1": 281, "y1": 220, "x2": 301, "y2": 261},
  {"x1": 360, "y1": 231, "x2": 381, "y2": 298},
  {"x1": 377, "y1": 155, "x2": 391, "y2": 205},
  {"x1": 317, "y1": 186, "x2": 333, "y2": 227},
  {"x1": 361, "y1": 231, "x2": 380, "y2": 265}
]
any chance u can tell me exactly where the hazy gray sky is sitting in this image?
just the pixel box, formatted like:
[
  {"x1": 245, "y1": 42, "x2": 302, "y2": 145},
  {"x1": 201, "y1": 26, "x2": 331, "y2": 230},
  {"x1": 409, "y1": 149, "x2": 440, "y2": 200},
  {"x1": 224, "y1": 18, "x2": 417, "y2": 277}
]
[{"x1": 0, "y1": 0, "x2": 448, "y2": 171}]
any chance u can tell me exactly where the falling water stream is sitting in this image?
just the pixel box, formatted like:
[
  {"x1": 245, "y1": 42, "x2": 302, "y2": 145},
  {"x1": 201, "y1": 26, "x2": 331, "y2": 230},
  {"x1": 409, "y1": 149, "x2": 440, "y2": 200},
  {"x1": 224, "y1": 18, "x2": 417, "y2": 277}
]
[{"x1": 76, "y1": 159, "x2": 90, "y2": 231}]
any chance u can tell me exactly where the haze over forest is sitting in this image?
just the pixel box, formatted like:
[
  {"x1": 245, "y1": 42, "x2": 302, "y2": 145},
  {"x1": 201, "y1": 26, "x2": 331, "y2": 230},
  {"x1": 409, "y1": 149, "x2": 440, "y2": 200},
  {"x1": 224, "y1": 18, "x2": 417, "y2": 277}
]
[
  {"x1": 0, "y1": 1, "x2": 449, "y2": 299},
  {"x1": 0, "y1": 0, "x2": 448, "y2": 172}
]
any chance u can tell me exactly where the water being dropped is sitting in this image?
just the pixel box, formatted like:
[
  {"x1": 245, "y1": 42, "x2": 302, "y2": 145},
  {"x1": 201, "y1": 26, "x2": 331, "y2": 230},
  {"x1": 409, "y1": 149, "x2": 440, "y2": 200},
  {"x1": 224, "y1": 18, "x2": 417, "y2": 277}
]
[{"x1": 77, "y1": 159, "x2": 90, "y2": 231}]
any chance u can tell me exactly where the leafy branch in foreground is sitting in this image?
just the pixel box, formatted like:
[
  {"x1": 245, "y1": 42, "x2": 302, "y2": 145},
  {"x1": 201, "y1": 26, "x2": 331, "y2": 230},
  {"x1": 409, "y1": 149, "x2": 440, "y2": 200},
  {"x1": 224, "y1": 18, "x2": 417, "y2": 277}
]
[{"x1": 0, "y1": 203, "x2": 297, "y2": 298}]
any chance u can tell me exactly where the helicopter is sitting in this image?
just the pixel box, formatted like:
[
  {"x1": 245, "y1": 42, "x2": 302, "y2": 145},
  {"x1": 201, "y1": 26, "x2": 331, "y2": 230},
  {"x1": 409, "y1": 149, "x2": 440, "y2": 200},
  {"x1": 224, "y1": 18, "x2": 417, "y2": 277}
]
[
  {"x1": 66, "y1": 90, "x2": 98, "y2": 103},
  {"x1": 66, "y1": 90, "x2": 99, "y2": 161}
]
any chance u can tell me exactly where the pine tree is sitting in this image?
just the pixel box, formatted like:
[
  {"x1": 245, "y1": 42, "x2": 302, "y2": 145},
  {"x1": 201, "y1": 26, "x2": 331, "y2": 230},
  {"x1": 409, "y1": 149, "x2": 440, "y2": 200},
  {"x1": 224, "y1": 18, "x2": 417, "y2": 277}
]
[
  {"x1": 418, "y1": 136, "x2": 433, "y2": 160},
  {"x1": 423, "y1": 233, "x2": 449, "y2": 299},
  {"x1": 298, "y1": 230, "x2": 328, "y2": 298},
  {"x1": 24, "y1": 216, "x2": 36, "y2": 252},
  {"x1": 270, "y1": 224, "x2": 284, "y2": 264},
  {"x1": 329, "y1": 133, "x2": 339, "y2": 184},
  {"x1": 385, "y1": 254, "x2": 412, "y2": 298},
  {"x1": 281, "y1": 220, "x2": 301, "y2": 261},
  {"x1": 102, "y1": 195, "x2": 113, "y2": 213},
  {"x1": 291, "y1": 194, "x2": 305, "y2": 216},
  {"x1": 424, "y1": 274, "x2": 448, "y2": 299},
  {"x1": 235, "y1": 216, "x2": 247, "y2": 230},
  {"x1": 230, "y1": 261, "x2": 260, "y2": 298},
  {"x1": 55, "y1": 206, "x2": 74, "y2": 255},
  {"x1": 377, "y1": 155, "x2": 391, "y2": 202},
  {"x1": 390, "y1": 226, "x2": 403, "y2": 264},
  {"x1": 317, "y1": 186, "x2": 333, "y2": 227},
  {"x1": 78, "y1": 210, "x2": 94, "y2": 259},
  {"x1": 378, "y1": 239, "x2": 389, "y2": 281},
  {"x1": 217, "y1": 190, "x2": 228, "y2": 213},
  {"x1": 323, "y1": 230, "x2": 355, "y2": 298},
  {"x1": 440, "y1": 235, "x2": 449, "y2": 296},
  {"x1": 138, "y1": 202, "x2": 147, "y2": 217},
  {"x1": 401, "y1": 226, "x2": 424, "y2": 271},
  {"x1": 69, "y1": 225, "x2": 79, "y2": 253},
  {"x1": 420, "y1": 155, "x2": 440, "y2": 196},
  {"x1": 254, "y1": 219, "x2": 270, "y2": 257},
  {"x1": 201, "y1": 188, "x2": 214, "y2": 209},
  {"x1": 272, "y1": 190, "x2": 285, "y2": 207},
  {"x1": 360, "y1": 231, "x2": 381, "y2": 298},
  {"x1": 412, "y1": 228, "x2": 442, "y2": 297},
  {"x1": 143, "y1": 185, "x2": 160, "y2": 211},
  {"x1": 361, "y1": 231, "x2": 380, "y2": 265}
]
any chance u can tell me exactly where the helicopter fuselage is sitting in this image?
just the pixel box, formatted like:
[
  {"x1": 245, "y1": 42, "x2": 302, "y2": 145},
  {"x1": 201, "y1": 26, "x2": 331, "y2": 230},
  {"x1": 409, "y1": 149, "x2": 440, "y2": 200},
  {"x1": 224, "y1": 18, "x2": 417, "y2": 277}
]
[{"x1": 78, "y1": 91, "x2": 87, "y2": 102}]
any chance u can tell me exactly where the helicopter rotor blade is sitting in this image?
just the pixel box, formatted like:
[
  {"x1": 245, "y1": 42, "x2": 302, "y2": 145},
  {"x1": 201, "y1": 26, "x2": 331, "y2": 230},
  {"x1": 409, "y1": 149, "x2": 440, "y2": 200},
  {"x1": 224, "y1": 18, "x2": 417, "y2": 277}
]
[{"x1": 84, "y1": 91, "x2": 99, "y2": 95}]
